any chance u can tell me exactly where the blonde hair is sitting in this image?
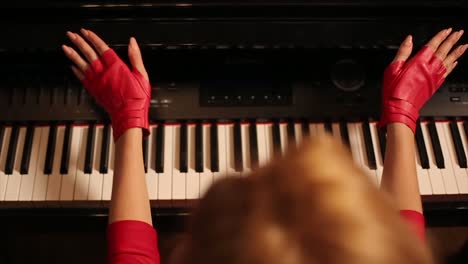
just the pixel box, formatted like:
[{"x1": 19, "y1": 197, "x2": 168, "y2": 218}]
[{"x1": 170, "y1": 134, "x2": 434, "y2": 264}]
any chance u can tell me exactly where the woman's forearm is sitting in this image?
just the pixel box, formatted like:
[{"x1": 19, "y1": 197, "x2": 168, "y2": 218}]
[
  {"x1": 109, "y1": 128, "x2": 152, "y2": 225},
  {"x1": 380, "y1": 123, "x2": 423, "y2": 213}
]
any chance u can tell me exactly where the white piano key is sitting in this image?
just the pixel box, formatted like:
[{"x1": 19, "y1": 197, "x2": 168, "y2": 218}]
[
  {"x1": 87, "y1": 126, "x2": 104, "y2": 201},
  {"x1": 347, "y1": 123, "x2": 363, "y2": 168},
  {"x1": 145, "y1": 125, "x2": 158, "y2": 201},
  {"x1": 32, "y1": 126, "x2": 50, "y2": 202},
  {"x1": 19, "y1": 127, "x2": 43, "y2": 201},
  {"x1": 256, "y1": 124, "x2": 268, "y2": 167},
  {"x1": 309, "y1": 123, "x2": 317, "y2": 137},
  {"x1": 158, "y1": 125, "x2": 173, "y2": 201},
  {"x1": 241, "y1": 123, "x2": 251, "y2": 176},
  {"x1": 354, "y1": 123, "x2": 378, "y2": 185},
  {"x1": 186, "y1": 124, "x2": 200, "y2": 200},
  {"x1": 279, "y1": 122, "x2": 288, "y2": 155},
  {"x1": 73, "y1": 126, "x2": 91, "y2": 200},
  {"x1": 433, "y1": 123, "x2": 459, "y2": 194},
  {"x1": 46, "y1": 126, "x2": 66, "y2": 203},
  {"x1": 369, "y1": 123, "x2": 384, "y2": 187},
  {"x1": 4, "y1": 126, "x2": 26, "y2": 201},
  {"x1": 294, "y1": 123, "x2": 303, "y2": 147},
  {"x1": 439, "y1": 122, "x2": 467, "y2": 193},
  {"x1": 421, "y1": 123, "x2": 446, "y2": 194},
  {"x1": 213, "y1": 124, "x2": 227, "y2": 181},
  {"x1": 331, "y1": 122, "x2": 343, "y2": 144},
  {"x1": 199, "y1": 124, "x2": 213, "y2": 196},
  {"x1": 0, "y1": 127, "x2": 11, "y2": 201},
  {"x1": 226, "y1": 123, "x2": 240, "y2": 177},
  {"x1": 172, "y1": 124, "x2": 186, "y2": 201},
  {"x1": 458, "y1": 122, "x2": 468, "y2": 157},
  {"x1": 60, "y1": 126, "x2": 83, "y2": 202},
  {"x1": 314, "y1": 123, "x2": 326, "y2": 137},
  {"x1": 458, "y1": 122, "x2": 468, "y2": 191},
  {"x1": 264, "y1": 123, "x2": 274, "y2": 163}
]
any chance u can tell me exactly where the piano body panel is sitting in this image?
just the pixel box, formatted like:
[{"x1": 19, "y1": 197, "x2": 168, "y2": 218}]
[{"x1": 0, "y1": 0, "x2": 468, "y2": 229}]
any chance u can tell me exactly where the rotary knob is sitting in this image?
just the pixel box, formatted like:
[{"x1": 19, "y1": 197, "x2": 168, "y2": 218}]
[{"x1": 330, "y1": 59, "x2": 366, "y2": 92}]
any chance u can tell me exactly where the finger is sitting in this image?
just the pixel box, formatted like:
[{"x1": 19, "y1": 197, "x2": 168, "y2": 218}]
[
  {"x1": 128, "y1": 37, "x2": 149, "y2": 81},
  {"x1": 71, "y1": 65, "x2": 85, "y2": 80},
  {"x1": 62, "y1": 44, "x2": 88, "y2": 72},
  {"x1": 444, "y1": 61, "x2": 458, "y2": 78},
  {"x1": 444, "y1": 44, "x2": 468, "y2": 67},
  {"x1": 67, "y1": 31, "x2": 99, "y2": 63},
  {"x1": 80, "y1": 28, "x2": 110, "y2": 55},
  {"x1": 435, "y1": 30, "x2": 464, "y2": 59},
  {"x1": 426, "y1": 28, "x2": 452, "y2": 51},
  {"x1": 392, "y1": 35, "x2": 413, "y2": 63}
]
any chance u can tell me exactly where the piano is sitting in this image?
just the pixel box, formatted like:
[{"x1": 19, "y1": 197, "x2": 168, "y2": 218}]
[{"x1": 0, "y1": 1, "x2": 468, "y2": 259}]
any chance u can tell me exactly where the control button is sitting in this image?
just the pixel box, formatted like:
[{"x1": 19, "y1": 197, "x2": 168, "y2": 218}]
[
  {"x1": 168, "y1": 82, "x2": 177, "y2": 90},
  {"x1": 449, "y1": 85, "x2": 462, "y2": 93},
  {"x1": 160, "y1": 99, "x2": 172, "y2": 104},
  {"x1": 450, "y1": 96, "x2": 461, "y2": 102},
  {"x1": 330, "y1": 59, "x2": 366, "y2": 92}
]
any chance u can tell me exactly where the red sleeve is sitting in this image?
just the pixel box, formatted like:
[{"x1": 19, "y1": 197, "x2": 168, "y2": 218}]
[
  {"x1": 107, "y1": 220, "x2": 160, "y2": 264},
  {"x1": 399, "y1": 210, "x2": 426, "y2": 242}
]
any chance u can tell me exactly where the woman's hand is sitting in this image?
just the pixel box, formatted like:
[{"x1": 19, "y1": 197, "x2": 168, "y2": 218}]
[
  {"x1": 62, "y1": 28, "x2": 150, "y2": 141},
  {"x1": 378, "y1": 28, "x2": 468, "y2": 133}
]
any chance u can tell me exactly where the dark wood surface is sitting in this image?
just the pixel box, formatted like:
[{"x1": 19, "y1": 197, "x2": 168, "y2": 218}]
[{"x1": 0, "y1": 208, "x2": 467, "y2": 264}]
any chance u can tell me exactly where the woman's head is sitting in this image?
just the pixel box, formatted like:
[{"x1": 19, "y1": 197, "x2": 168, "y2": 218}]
[{"x1": 171, "y1": 134, "x2": 434, "y2": 264}]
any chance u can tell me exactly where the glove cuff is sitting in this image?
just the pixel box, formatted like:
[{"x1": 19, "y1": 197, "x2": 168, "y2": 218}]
[
  {"x1": 111, "y1": 107, "x2": 150, "y2": 141},
  {"x1": 379, "y1": 108, "x2": 419, "y2": 134}
]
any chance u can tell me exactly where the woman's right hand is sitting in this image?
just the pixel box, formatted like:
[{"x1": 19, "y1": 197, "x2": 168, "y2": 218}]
[
  {"x1": 62, "y1": 28, "x2": 151, "y2": 142},
  {"x1": 378, "y1": 28, "x2": 468, "y2": 133}
]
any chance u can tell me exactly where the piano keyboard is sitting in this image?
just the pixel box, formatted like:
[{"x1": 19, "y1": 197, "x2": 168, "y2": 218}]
[{"x1": 0, "y1": 120, "x2": 467, "y2": 207}]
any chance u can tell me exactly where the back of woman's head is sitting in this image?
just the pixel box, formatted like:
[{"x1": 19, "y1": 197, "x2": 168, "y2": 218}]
[{"x1": 170, "y1": 134, "x2": 434, "y2": 264}]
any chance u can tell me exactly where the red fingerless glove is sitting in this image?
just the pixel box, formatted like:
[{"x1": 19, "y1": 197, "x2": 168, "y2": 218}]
[
  {"x1": 378, "y1": 46, "x2": 446, "y2": 133},
  {"x1": 83, "y1": 49, "x2": 150, "y2": 141}
]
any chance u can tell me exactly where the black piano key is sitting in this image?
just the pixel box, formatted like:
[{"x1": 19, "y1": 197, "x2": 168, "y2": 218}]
[
  {"x1": 339, "y1": 122, "x2": 350, "y2": 147},
  {"x1": 59, "y1": 124, "x2": 72, "y2": 174},
  {"x1": 195, "y1": 122, "x2": 204, "y2": 173},
  {"x1": 362, "y1": 122, "x2": 377, "y2": 169},
  {"x1": 377, "y1": 128, "x2": 387, "y2": 161},
  {"x1": 179, "y1": 122, "x2": 188, "y2": 173},
  {"x1": 287, "y1": 120, "x2": 295, "y2": 142},
  {"x1": 415, "y1": 123, "x2": 430, "y2": 169},
  {"x1": 464, "y1": 121, "x2": 468, "y2": 146},
  {"x1": 449, "y1": 120, "x2": 467, "y2": 168},
  {"x1": 210, "y1": 122, "x2": 219, "y2": 172},
  {"x1": 5, "y1": 126, "x2": 20, "y2": 175},
  {"x1": 302, "y1": 120, "x2": 309, "y2": 137},
  {"x1": 427, "y1": 122, "x2": 445, "y2": 169},
  {"x1": 142, "y1": 136, "x2": 149, "y2": 173},
  {"x1": 84, "y1": 123, "x2": 95, "y2": 174},
  {"x1": 273, "y1": 121, "x2": 281, "y2": 154},
  {"x1": 155, "y1": 124, "x2": 165, "y2": 173},
  {"x1": 20, "y1": 125, "x2": 34, "y2": 174},
  {"x1": 100, "y1": 124, "x2": 111, "y2": 174},
  {"x1": 324, "y1": 122, "x2": 332, "y2": 134},
  {"x1": 44, "y1": 124, "x2": 57, "y2": 174},
  {"x1": 249, "y1": 121, "x2": 259, "y2": 169},
  {"x1": 234, "y1": 121, "x2": 243, "y2": 172},
  {"x1": 0, "y1": 126, "x2": 4, "y2": 156}
]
